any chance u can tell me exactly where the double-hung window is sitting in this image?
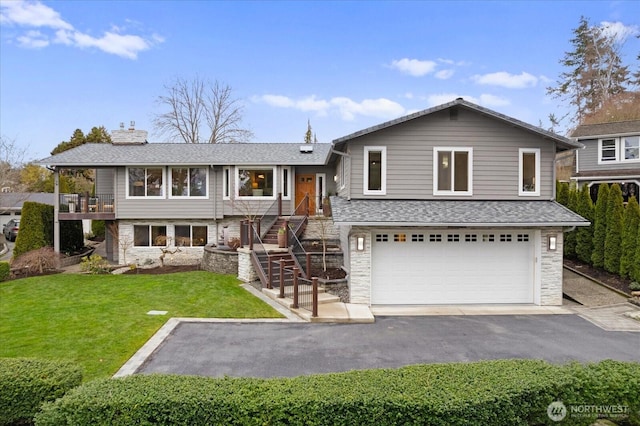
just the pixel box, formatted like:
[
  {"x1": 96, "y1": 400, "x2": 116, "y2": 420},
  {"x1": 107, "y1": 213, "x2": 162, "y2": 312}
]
[
  {"x1": 363, "y1": 146, "x2": 386, "y2": 195},
  {"x1": 598, "y1": 136, "x2": 640, "y2": 163},
  {"x1": 433, "y1": 147, "x2": 472, "y2": 195},
  {"x1": 519, "y1": 148, "x2": 540, "y2": 196},
  {"x1": 170, "y1": 167, "x2": 207, "y2": 198},
  {"x1": 128, "y1": 167, "x2": 164, "y2": 198}
]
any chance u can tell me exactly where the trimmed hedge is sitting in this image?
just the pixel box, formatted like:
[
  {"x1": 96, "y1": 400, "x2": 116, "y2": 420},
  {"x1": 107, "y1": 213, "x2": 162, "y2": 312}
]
[
  {"x1": 35, "y1": 360, "x2": 577, "y2": 426},
  {"x1": 91, "y1": 220, "x2": 105, "y2": 240},
  {"x1": 0, "y1": 358, "x2": 82, "y2": 426},
  {"x1": 0, "y1": 262, "x2": 9, "y2": 282}
]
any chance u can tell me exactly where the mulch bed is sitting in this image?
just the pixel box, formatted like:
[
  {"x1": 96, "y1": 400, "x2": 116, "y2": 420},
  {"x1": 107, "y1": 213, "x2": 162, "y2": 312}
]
[
  {"x1": 564, "y1": 258, "x2": 633, "y2": 296},
  {"x1": 122, "y1": 265, "x2": 201, "y2": 275},
  {"x1": 309, "y1": 267, "x2": 347, "y2": 280}
]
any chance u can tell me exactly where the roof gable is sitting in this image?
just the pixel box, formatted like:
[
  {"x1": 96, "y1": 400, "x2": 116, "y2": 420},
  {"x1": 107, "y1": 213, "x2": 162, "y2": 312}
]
[{"x1": 333, "y1": 98, "x2": 581, "y2": 151}]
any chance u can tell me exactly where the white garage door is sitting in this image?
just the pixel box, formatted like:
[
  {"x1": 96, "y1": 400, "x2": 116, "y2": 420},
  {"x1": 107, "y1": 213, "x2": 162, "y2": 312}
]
[{"x1": 371, "y1": 230, "x2": 535, "y2": 305}]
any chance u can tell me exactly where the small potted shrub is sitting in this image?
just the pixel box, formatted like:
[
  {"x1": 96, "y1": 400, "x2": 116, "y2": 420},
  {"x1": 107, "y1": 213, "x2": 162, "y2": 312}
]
[{"x1": 277, "y1": 227, "x2": 287, "y2": 248}]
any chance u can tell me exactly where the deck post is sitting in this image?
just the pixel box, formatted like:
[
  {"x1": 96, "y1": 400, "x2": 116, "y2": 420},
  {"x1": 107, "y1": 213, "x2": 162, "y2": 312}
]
[
  {"x1": 267, "y1": 255, "x2": 273, "y2": 289},
  {"x1": 249, "y1": 220, "x2": 254, "y2": 251},
  {"x1": 279, "y1": 259, "x2": 285, "y2": 298},
  {"x1": 292, "y1": 267, "x2": 299, "y2": 309},
  {"x1": 284, "y1": 219, "x2": 290, "y2": 249},
  {"x1": 312, "y1": 277, "x2": 318, "y2": 318},
  {"x1": 306, "y1": 253, "x2": 312, "y2": 279},
  {"x1": 277, "y1": 192, "x2": 282, "y2": 216}
]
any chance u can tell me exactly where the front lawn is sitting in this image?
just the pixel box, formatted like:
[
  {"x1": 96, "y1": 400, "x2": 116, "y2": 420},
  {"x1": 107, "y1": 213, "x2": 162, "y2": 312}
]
[{"x1": 0, "y1": 271, "x2": 282, "y2": 381}]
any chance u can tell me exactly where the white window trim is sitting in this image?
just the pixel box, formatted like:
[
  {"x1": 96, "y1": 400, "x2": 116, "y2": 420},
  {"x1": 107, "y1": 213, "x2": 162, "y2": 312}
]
[
  {"x1": 126, "y1": 167, "x2": 166, "y2": 199},
  {"x1": 235, "y1": 166, "x2": 278, "y2": 200},
  {"x1": 622, "y1": 135, "x2": 640, "y2": 163},
  {"x1": 281, "y1": 166, "x2": 291, "y2": 200},
  {"x1": 518, "y1": 148, "x2": 541, "y2": 197},
  {"x1": 432, "y1": 147, "x2": 473, "y2": 196},
  {"x1": 598, "y1": 138, "x2": 619, "y2": 164},
  {"x1": 168, "y1": 167, "x2": 209, "y2": 199},
  {"x1": 222, "y1": 167, "x2": 231, "y2": 200},
  {"x1": 363, "y1": 146, "x2": 387, "y2": 195}
]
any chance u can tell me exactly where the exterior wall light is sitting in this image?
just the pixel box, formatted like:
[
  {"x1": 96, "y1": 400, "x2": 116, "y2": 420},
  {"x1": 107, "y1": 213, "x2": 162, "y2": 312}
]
[
  {"x1": 548, "y1": 235, "x2": 557, "y2": 251},
  {"x1": 356, "y1": 236, "x2": 365, "y2": 251}
]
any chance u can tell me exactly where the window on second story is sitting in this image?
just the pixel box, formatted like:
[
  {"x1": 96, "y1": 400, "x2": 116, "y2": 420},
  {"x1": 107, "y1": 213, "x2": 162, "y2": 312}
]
[
  {"x1": 222, "y1": 167, "x2": 231, "y2": 200},
  {"x1": 519, "y1": 148, "x2": 540, "y2": 196},
  {"x1": 170, "y1": 167, "x2": 207, "y2": 198},
  {"x1": 128, "y1": 167, "x2": 164, "y2": 198},
  {"x1": 364, "y1": 146, "x2": 386, "y2": 195},
  {"x1": 599, "y1": 138, "x2": 617, "y2": 162},
  {"x1": 433, "y1": 147, "x2": 472, "y2": 195},
  {"x1": 338, "y1": 156, "x2": 346, "y2": 189},
  {"x1": 624, "y1": 136, "x2": 640, "y2": 161}
]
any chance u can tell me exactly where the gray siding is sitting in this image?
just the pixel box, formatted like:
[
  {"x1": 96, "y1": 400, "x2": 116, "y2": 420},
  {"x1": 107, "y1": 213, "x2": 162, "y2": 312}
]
[
  {"x1": 577, "y1": 139, "x2": 640, "y2": 173},
  {"x1": 346, "y1": 108, "x2": 556, "y2": 200},
  {"x1": 95, "y1": 168, "x2": 115, "y2": 195},
  {"x1": 115, "y1": 167, "x2": 216, "y2": 219}
]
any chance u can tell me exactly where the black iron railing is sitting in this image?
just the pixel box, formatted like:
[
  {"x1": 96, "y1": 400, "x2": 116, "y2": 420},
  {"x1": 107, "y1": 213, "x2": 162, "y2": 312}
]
[{"x1": 59, "y1": 193, "x2": 114, "y2": 213}]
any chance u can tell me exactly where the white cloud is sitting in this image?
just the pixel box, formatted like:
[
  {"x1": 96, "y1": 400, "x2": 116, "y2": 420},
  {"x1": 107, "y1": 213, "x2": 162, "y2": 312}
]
[
  {"x1": 16, "y1": 29, "x2": 49, "y2": 48},
  {"x1": 435, "y1": 69, "x2": 454, "y2": 80},
  {"x1": 479, "y1": 94, "x2": 510, "y2": 107},
  {"x1": 0, "y1": 0, "x2": 72, "y2": 29},
  {"x1": 254, "y1": 94, "x2": 405, "y2": 121},
  {"x1": 471, "y1": 71, "x2": 538, "y2": 89},
  {"x1": 0, "y1": 0, "x2": 161, "y2": 59},
  {"x1": 426, "y1": 93, "x2": 509, "y2": 108},
  {"x1": 390, "y1": 58, "x2": 437, "y2": 77},
  {"x1": 599, "y1": 21, "x2": 638, "y2": 43}
]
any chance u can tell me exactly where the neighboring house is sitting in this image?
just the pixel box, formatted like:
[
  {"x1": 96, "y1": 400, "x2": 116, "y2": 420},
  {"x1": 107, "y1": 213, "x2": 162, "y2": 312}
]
[
  {"x1": 37, "y1": 126, "x2": 335, "y2": 265},
  {"x1": 38, "y1": 98, "x2": 588, "y2": 307},
  {"x1": 570, "y1": 120, "x2": 640, "y2": 202},
  {"x1": 330, "y1": 98, "x2": 588, "y2": 306},
  {"x1": 0, "y1": 192, "x2": 55, "y2": 231}
]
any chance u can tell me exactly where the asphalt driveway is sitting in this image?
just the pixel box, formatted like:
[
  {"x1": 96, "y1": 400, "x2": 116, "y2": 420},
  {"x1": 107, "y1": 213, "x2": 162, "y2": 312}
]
[{"x1": 137, "y1": 315, "x2": 640, "y2": 378}]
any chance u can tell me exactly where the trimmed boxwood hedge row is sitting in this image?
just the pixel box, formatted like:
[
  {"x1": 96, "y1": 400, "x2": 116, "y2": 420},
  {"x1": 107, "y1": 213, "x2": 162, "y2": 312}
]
[
  {"x1": 34, "y1": 360, "x2": 579, "y2": 426},
  {"x1": 0, "y1": 358, "x2": 82, "y2": 426}
]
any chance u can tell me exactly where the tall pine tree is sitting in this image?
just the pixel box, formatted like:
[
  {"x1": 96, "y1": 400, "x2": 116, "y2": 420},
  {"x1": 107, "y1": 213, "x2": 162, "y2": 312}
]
[
  {"x1": 604, "y1": 184, "x2": 624, "y2": 274},
  {"x1": 556, "y1": 181, "x2": 570, "y2": 206},
  {"x1": 591, "y1": 183, "x2": 609, "y2": 268},
  {"x1": 620, "y1": 196, "x2": 640, "y2": 279}
]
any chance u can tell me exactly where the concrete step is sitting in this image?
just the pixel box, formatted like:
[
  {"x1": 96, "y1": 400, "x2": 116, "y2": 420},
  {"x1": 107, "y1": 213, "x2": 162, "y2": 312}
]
[{"x1": 294, "y1": 303, "x2": 376, "y2": 323}]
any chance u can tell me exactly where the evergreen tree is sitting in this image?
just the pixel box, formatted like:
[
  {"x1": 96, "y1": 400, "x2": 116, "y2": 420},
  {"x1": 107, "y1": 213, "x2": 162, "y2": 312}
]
[
  {"x1": 547, "y1": 16, "x2": 632, "y2": 124},
  {"x1": 304, "y1": 120, "x2": 313, "y2": 144},
  {"x1": 575, "y1": 184, "x2": 595, "y2": 264},
  {"x1": 633, "y1": 223, "x2": 640, "y2": 283},
  {"x1": 564, "y1": 186, "x2": 578, "y2": 258},
  {"x1": 604, "y1": 184, "x2": 624, "y2": 274},
  {"x1": 556, "y1": 181, "x2": 570, "y2": 206},
  {"x1": 591, "y1": 183, "x2": 609, "y2": 268},
  {"x1": 620, "y1": 196, "x2": 640, "y2": 278}
]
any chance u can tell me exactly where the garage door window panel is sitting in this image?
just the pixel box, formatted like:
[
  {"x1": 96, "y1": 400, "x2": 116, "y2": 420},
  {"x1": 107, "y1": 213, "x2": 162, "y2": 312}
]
[{"x1": 434, "y1": 148, "x2": 472, "y2": 196}]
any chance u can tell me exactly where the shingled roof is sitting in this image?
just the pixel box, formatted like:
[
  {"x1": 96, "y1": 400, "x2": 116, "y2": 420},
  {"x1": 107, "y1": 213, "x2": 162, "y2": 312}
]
[
  {"x1": 37, "y1": 143, "x2": 332, "y2": 167},
  {"x1": 334, "y1": 98, "x2": 582, "y2": 151},
  {"x1": 570, "y1": 120, "x2": 640, "y2": 139},
  {"x1": 330, "y1": 197, "x2": 589, "y2": 227}
]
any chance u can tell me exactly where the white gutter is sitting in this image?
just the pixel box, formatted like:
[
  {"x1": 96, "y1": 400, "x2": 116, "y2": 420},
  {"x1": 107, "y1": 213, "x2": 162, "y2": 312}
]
[{"x1": 332, "y1": 221, "x2": 591, "y2": 227}]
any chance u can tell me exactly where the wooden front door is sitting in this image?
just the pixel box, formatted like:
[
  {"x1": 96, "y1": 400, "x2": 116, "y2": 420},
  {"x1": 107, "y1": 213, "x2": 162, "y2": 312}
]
[{"x1": 295, "y1": 174, "x2": 316, "y2": 215}]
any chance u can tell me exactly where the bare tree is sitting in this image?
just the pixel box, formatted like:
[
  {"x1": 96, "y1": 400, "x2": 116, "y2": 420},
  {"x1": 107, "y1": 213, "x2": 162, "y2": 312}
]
[
  {"x1": 0, "y1": 135, "x2": 26, "y2": 192},
  {"x1": 153, "y1": 76, "x2": 253, "y2": 144}
]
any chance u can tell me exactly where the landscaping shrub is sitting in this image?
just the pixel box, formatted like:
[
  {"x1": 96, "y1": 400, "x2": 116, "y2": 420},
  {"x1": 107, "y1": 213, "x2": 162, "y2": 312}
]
[
  {"x1": 591, "y1": 183, "x2": 609, "y2": 268},
  {"x1": 0, "y1": 262, "x2": 9, "y2": 282},
  {"x1": 620, "y1": 196, "x2": 640, "y2": 279},
  {"x1": 10, "y1": 247, "x2": 59, "y2": 277},
  {"x1": 36, "y1": 360, "x2": 579, "y2": 426},
  {"x1": 564, "y1": 186, "x2": 578, "y2": 258},
  {"x1": 0, "y1": 358, "x2": 82, "y2": 426},
  {"x1": 574, "y1": 184, "x2": 594, "y2": 265},
  {"x1": 13, "y1": 202, "x2": 52, "y2": 259},
  {"x1": 556, "y1": 181, "x2": 570, "y2": 207},
  {"x1": 91, "y1": 220, "x2": 105, "y2": 240},
  {"x1": 80, "y1": 254, "x2": 111, "y2": 274},
  {"x1": 604, "y1": 184, "x2": 624, "y2": 274},
  {"x1": 60, "y1": 221, "x2": 84, "y2": 254}
]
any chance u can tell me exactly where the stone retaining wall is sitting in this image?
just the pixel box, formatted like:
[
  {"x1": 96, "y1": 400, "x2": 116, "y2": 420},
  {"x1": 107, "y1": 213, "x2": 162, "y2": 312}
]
[{"x1": 201, "y1": 246, "x2": 239, "y2": 275}]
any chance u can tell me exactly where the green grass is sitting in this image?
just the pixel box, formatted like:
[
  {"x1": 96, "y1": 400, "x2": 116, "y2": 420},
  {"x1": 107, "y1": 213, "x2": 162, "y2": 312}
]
[{"x1": 0, "y1": 272, "x2": 282, "y2": 381}]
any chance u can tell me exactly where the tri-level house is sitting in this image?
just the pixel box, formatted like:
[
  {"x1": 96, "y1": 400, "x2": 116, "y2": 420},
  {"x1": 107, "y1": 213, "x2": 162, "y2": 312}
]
[
  {"x1": 39, "y1": 99, "x2": 588, "y2": 308},
  {"x1": 569, "y1": 120, "x2": 640, "y2": 202}
]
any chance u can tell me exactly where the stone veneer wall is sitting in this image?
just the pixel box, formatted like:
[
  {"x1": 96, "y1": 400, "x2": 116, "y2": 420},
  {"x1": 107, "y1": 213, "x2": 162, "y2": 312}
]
[
  {"x1": 201, "y1": 246, "x2": 238, "y2": 275},
  {"x1": 348, "y1": 226, "x2": 372, "y2": 305},
  {"x1": 540, "y1": 228, "x2": 564, "y2": 306},
  {"x1": 302, "y1": 217, "x2": 341, "y2": 240},
  {"x1": 237, "y1": 247, "x2": 258, "y2": 282}
]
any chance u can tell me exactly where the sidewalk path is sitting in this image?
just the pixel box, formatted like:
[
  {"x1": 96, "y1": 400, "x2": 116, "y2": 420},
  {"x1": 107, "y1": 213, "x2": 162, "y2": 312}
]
[{"x1": 563, "y1": 268, "x2": 628, "y2": 306}]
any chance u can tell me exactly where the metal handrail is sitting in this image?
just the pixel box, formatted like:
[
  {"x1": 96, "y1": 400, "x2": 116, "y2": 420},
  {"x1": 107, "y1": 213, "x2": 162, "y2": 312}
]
[
  {"x1": 288, "y1": 224, "x2": 310, "y2": 278},
  {"x1": 258, "y1": 193, "x2": 281, "y2": 238},
  {"x1": 289, "y1": 193, "x2": 309, "y2": 219}
]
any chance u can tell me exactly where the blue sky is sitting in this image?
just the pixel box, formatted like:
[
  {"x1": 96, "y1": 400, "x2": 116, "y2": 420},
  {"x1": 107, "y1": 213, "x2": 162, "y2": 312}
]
[{"x1": 1, "y1": 0, "x2": 638, "y2": 161}]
